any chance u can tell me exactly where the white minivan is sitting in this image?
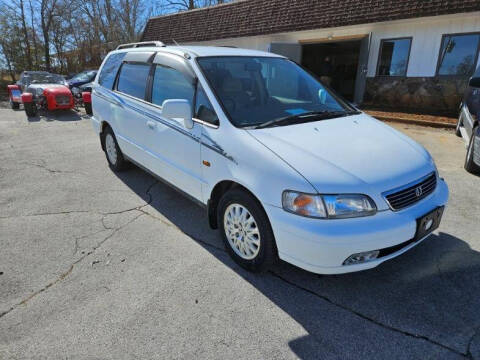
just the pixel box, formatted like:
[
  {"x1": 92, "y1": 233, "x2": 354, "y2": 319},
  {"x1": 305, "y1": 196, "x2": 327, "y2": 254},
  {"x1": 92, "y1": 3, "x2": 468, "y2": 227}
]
[{"x1": 90, "y1": 42, "x2": 449, "y2": 274}]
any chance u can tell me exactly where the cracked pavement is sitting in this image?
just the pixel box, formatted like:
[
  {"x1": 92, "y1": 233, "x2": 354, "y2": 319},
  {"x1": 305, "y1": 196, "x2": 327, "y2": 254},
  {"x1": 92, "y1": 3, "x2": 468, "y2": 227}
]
[{"x1": 1, "y1": 109, "x2": 480, "y2": 359}]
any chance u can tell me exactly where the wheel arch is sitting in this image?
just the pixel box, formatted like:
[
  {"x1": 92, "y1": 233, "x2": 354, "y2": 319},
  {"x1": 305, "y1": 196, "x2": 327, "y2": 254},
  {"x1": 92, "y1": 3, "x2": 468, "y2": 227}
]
[
  {"x1": 207, "y1": 180, "x2": 266, "y2": 229},
  {"x1": 99, "y1": 121, "x2": 111, "y2": 151}
]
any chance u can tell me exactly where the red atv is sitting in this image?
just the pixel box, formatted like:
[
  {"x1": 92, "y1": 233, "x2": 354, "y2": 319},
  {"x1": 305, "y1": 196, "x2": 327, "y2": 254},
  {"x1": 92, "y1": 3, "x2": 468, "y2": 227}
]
[{"x1": 7, "y1": 71, "x2": 92, "y2": 117}]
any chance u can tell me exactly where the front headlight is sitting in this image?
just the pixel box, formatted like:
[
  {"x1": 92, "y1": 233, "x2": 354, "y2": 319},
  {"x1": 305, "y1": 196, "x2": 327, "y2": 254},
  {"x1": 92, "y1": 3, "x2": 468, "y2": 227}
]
[{"x1": 282, "y1": 191, "x2": 376, "y2": 219}]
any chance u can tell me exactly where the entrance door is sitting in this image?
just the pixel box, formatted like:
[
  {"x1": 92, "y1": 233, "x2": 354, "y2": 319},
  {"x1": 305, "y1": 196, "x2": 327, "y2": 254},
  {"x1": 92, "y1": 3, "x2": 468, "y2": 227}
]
[
  {"x1": 354, "y1": 33, "x2": 372, "y2": 105},
  {"x1": 269, "y1": 43, "x2": 302, "y2": 63}
]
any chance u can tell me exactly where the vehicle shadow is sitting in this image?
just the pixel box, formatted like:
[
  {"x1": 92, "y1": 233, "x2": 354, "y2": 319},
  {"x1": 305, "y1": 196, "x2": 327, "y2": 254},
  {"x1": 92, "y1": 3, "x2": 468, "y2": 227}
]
[
  {"x1": 26, "y1": 109, "x2": 86, "y2": 122},
  {"x1": 114, "y1": 166, "x2": 480, "y2": 358}
]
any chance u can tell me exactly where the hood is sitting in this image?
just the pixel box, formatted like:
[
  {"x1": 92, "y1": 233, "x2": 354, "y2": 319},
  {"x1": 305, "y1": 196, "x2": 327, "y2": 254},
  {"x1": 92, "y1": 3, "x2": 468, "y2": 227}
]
[
  {"x1": 43, "y1": 85, "x2": 72, "y2": 96},
  {"x1": 27, "y1": 84, "x2": 69, "y2": 91},
  {"x1": 247, "y1": 113, "x2": 435, "y2": 202}
]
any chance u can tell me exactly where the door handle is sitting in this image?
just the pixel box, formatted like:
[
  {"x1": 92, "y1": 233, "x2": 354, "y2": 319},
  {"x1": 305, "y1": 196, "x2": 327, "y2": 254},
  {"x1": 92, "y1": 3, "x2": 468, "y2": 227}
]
[{"x1": 146, "y1": 120, "x2": 156, "y2": 129}]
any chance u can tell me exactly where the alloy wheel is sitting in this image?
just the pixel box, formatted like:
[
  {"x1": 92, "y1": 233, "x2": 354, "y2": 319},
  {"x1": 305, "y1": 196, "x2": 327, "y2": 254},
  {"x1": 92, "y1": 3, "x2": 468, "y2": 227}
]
[{"x1": 223, "y1": 203, "x2": 261, "y2": 260}]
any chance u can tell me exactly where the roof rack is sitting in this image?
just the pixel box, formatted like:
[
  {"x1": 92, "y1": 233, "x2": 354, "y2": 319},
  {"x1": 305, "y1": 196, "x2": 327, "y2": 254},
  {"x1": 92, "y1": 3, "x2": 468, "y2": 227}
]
[{"x1": 116, "y1": 41, "x2": 166, "y2": 50}]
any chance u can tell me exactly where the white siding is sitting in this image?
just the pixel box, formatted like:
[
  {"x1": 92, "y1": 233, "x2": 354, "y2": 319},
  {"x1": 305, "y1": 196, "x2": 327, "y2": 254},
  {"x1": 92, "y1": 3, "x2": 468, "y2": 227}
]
[{"x1": 188, "y1": 12, "x2": 480, "y2": 78}]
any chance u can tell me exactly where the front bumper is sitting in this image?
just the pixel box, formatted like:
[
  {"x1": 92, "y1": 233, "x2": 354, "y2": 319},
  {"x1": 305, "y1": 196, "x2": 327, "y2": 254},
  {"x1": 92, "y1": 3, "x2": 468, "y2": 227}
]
[{"x1": 265, "y1": 178, "x2": 449, "y2": 274}]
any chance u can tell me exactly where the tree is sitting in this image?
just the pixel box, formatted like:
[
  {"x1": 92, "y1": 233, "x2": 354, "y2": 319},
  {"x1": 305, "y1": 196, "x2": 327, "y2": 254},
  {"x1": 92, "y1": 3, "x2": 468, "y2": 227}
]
[{"x1": 39, "y1": 0, "x2": 60, "y2": 71}]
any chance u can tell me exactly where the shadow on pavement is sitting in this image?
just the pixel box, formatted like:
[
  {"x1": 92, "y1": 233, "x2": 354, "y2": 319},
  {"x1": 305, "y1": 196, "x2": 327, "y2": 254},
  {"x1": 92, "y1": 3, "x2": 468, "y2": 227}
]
[
  {"x1": 25, "y1": 109, "x2": 85, "y2": 122},
  {"x1": 114, "y1": 165, "x2": 480, "y2": 359}
]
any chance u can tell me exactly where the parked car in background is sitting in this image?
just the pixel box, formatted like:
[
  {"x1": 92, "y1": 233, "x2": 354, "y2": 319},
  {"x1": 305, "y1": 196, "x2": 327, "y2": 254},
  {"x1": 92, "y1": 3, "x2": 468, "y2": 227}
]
[
  {"x1": 90, "y1": 43, "x2": 448, "y2": 275},
  {"x1": 15, "y1": 71, "x2": 67, "y2": 92},
  {"x1": 457, "y1": 65, "x2": 480, "y2": 174},
  {"x1": 67, "y1": 70, "x2": 97, "y2": 89},
  {"x1": 7, "y1": 71, "x2": 92, "y2": 117},
  {"x1": 71, "y1": 81, "x2": 94, "y2": 115}
]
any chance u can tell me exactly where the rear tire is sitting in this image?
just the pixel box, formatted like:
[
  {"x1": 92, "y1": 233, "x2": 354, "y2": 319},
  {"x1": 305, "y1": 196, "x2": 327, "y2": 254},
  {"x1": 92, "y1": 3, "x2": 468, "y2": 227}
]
[
  {"x1": 102, "y1": 126, "x2": 128, "y2": 171},
  {"x1": 24, "y1": 102, "x2": 37, "y2": 117},
  {"x1": 10, "y1": 99, "x2": 19, "y2": 110},
  {"x1": 218, "y1": 188, "x2": 277, "y2": 272},
  {"x1": 84, "y1": 102, "x2": 92, "y2": 115},
  {"x1": 465, "y1": 126, "x2": 480, "y2": 174}
]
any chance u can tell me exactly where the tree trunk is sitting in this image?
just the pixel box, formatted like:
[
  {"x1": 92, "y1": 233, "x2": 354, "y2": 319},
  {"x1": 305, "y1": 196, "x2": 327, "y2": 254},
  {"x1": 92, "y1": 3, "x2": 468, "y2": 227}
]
[
  {"x1": 29, "y1": 0, "x2": 39, "y2": 69},
  {"x1": 19, "y1": 0, "x2": 33, "y2": 69}
]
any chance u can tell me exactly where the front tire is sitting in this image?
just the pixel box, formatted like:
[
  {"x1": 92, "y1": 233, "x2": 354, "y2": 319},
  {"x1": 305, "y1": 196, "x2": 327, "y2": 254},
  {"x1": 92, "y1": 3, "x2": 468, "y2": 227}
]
[
  {"x1": 218, "y1": 188, "x2": 277, "y2": 272},
  {"x1": 84, "y1": 102, "x2": 92, "y2": 115},
  {"x1": 102, "y1": 126, "x2": 128, "y2": 171},
  {"x1": 24, "y1": 102, "x2": 37, "y2": 117},
  {"x1": 455, "y1": 114, "x2": 463, "y2": 137},
  {"x1": 10, "y1": 98, "x2": 19, "y2": 110},
  {"x1": 465, "y1": 126, "x2": 480, "y2": 174}
]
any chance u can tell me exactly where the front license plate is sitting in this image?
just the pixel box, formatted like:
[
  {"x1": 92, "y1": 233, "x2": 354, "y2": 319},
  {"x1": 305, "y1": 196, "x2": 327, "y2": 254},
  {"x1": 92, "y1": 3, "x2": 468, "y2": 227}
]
[{"x1": 415, "y1": 206, "x2": 444, "y2": 241}]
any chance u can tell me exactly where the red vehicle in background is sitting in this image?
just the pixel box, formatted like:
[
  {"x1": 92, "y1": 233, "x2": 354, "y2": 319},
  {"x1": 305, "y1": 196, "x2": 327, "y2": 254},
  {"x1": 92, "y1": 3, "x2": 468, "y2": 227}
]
[{"x1": 7, "y1": 71, "x2": 92, "y2": 117}]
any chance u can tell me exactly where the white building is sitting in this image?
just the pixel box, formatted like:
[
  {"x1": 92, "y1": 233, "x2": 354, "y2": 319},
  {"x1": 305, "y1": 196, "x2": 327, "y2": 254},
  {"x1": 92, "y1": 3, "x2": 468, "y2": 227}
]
[{"x1": 142, "y1": 0, "x2": 480, "y2": 114}]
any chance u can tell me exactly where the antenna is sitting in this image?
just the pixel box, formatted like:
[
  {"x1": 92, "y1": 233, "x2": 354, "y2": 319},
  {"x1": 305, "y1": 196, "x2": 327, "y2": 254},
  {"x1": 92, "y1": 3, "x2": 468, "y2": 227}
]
[{"x1": 172, "y1": 39, "x2": 180, "y2": 46}]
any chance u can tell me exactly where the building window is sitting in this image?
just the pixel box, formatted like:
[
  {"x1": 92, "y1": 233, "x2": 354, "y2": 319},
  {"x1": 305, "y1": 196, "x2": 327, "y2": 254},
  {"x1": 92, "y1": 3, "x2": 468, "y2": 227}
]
[
  {"x1": 437, "y1": 33, "x2": 480, "y2": 76},
  {"x1": 377, "y1": 38, "x2": 412, "y2": 76}
]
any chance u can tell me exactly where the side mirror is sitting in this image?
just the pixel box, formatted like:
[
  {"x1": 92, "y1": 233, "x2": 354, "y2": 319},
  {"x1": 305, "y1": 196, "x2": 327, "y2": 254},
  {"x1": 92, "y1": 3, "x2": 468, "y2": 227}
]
[
  {"x1": 161, "y1": 99, "x2": 193, "y2": 129},
  {"x1": 469, "y1": 77, "x2": 480, "y2": 88}
]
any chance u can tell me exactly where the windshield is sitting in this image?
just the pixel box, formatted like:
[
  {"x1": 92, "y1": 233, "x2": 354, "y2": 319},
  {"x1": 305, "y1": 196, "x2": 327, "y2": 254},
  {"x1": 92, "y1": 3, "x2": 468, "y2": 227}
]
[
  {"x1": 197, "y1": 56, "x2": 355, "y2": 128},
  {"x1": 70, "y1": 71, "x2": 96, "y2": 82},
  {"x1": 25, "y1": 73, "x2": 66, "y2": 85}
]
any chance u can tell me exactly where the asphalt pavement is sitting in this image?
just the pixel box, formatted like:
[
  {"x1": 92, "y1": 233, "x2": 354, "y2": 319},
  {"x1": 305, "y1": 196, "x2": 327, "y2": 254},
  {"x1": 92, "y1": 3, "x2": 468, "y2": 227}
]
[{"x1": 1, "y1": 108, "x2": 479, "y2": 359}]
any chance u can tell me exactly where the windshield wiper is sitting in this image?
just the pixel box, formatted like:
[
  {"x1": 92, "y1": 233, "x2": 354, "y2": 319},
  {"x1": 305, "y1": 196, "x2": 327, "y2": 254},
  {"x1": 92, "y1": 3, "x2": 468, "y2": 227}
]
[{"x1": 252, "y1": 110, "x2": 359, "y2": 129}]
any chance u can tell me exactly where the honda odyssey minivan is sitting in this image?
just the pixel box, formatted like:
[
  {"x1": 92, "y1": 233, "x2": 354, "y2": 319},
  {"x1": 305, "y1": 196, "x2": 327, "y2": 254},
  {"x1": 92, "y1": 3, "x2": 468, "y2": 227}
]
[{"x1": 90, "y1": 42, "x2": 449, "y2": 274}]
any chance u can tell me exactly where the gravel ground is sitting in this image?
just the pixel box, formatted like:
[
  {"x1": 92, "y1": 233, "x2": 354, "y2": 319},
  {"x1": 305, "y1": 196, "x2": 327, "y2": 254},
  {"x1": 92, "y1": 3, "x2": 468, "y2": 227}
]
[{"x1": 0, "y1": 109, "x2": 479, "y2": 360}]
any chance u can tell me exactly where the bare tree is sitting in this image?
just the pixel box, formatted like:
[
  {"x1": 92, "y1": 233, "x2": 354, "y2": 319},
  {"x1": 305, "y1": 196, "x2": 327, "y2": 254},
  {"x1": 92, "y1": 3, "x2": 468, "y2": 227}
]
[{"x1": 39, "y1": 0, "x2": 60, "y2": 71}]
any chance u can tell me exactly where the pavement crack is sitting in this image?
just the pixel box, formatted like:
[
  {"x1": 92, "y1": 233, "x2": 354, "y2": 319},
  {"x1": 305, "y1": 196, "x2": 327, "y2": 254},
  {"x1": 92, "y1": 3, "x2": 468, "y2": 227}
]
[
  {"x1": 466, "y1": 326, "x2": 480, "y2": 359},
  {"x1": 0, "y1": 265, "x2": 74, "y2": 320},
  {"x1": 22, "y1": 159, "x2": 83, "y2": 175},
  {"x1": 269, "y1": 271, "x2": 468, "y2": 358},
  {"x1": 0, "y1": 212, "x2": 144, "y2": 321},
  {"x1": 0, "y1": 210, "x2": 92, "y2": 219},
  {"x1": 98, "y1": 179, "x2": 158, "y2": 217}
]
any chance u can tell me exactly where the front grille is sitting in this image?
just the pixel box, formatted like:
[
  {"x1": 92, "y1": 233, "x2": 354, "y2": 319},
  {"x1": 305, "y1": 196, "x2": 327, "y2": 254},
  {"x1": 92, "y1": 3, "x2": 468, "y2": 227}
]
[
  {"x1": 384, "y1": 172, "x2": 437, "y2": 210},
  {"x1": 55, "y1": 95, "x2": 71, "y2": 105}
]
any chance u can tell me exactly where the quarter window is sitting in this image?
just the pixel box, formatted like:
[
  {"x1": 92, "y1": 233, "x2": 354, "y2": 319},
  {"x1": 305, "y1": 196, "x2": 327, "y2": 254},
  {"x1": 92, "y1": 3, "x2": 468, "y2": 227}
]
[
  {"x1": 116, "y1": 63, "x2": 151, "y2": 99},
  {"x1": 98, "y1": 53, "x2": 126, "y2": 89},
  {"x1": 437, "y1": 33, "x2": 480, "y2": 76},
  {"x1": 377, "y1": 38, "x2": 412, "y2": 76},
  {"x1": 195, "y1": 86, "x2": 219, "y2": 125},
  {"x1": 151, "y1": 65, "x2": 194, "y2": 107}
]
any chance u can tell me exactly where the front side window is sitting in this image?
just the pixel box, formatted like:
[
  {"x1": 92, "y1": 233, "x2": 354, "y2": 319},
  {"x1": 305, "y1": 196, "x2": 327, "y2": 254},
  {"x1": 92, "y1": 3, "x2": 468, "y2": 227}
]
[
  {"x1": 437, "y1": 33, "x2": 480, "y2": 76},
  {"x1": 98, "y1": 52, "x2": 126, "y2": 89},
  {"x1": 116, "y1": 63, "x2": 151, "y2": 99},
  {"x1": 151, "y1": 65, "x2": 194, "y2": 107},
  {"x1": 377, "y1": 38, "x2": 412, "y2": 76},
  {"x1": 197, "y1": 56, "x2": 354, "y2": 128},
  {"x1": 195, "y1": 85, "x2": 219, "y2": 125}
]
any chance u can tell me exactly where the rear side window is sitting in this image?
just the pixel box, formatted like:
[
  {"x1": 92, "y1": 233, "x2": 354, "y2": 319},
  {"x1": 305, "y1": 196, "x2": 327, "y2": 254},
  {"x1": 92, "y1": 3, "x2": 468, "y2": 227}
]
[
  {"x1": 117, "y1": 63, "x2": 151, "y2": 99},
  {"x1": 151, "y1": 65, "x2": 194, "y2": 107},
  {"x1": 98, "y1": 53, "x2": 126, "y2": 89}
]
